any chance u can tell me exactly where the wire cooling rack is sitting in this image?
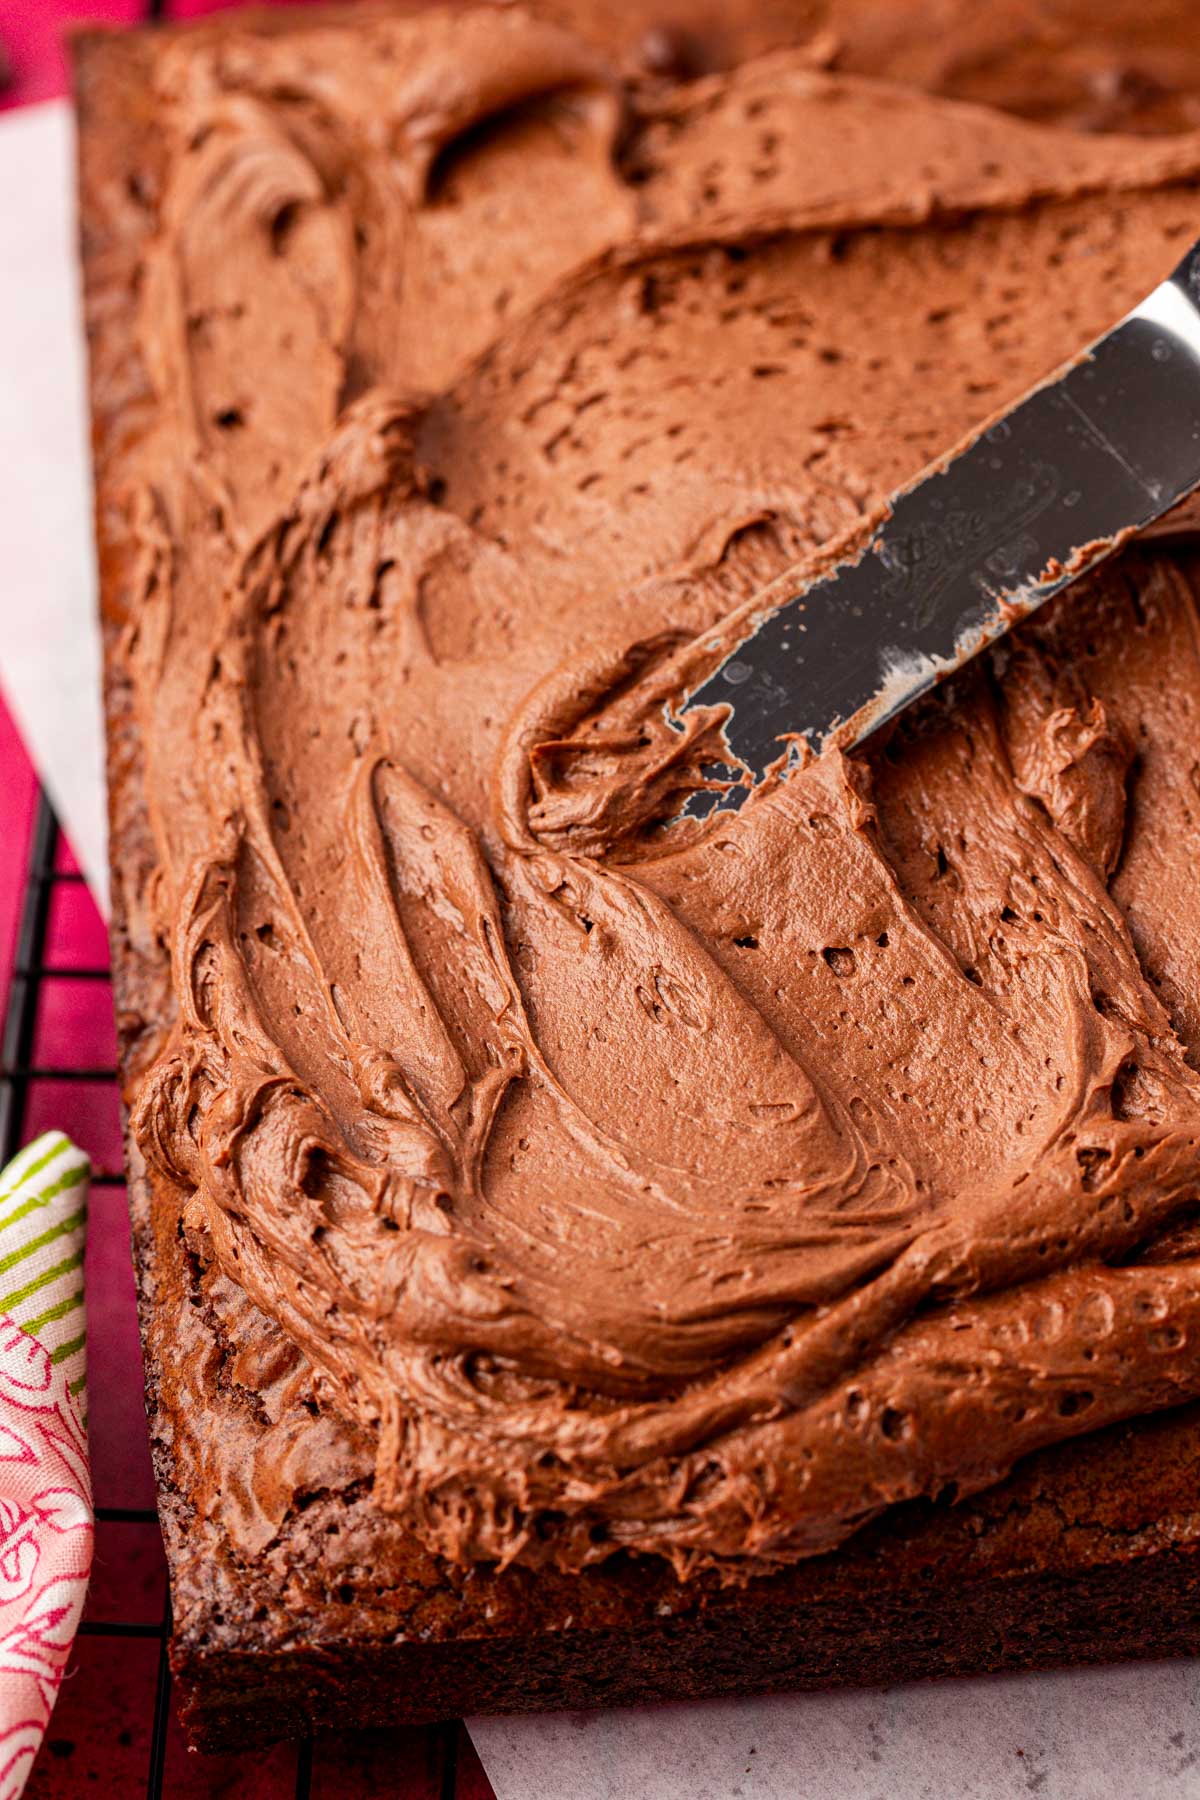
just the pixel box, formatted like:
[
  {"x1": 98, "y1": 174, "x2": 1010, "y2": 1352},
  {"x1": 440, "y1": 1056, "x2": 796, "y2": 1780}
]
[
  {"x1": 1, "y1": 790, "x2": 481, "y2": 1797},
  {"x1": 0, "y1": 795, "x2": 181, "y2": 1794}
]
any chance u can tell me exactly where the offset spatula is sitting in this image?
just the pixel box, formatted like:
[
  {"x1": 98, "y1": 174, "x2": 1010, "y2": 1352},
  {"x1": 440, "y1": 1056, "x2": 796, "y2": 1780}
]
[{"x1": 676, "y1": 237, "x2": 1200, "y2": 819}]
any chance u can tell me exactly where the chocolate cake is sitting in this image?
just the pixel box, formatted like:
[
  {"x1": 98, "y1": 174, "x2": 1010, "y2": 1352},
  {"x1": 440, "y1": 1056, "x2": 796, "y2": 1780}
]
[{"x1": 76, "y1": 0, "x2": 1200, "y2": 1751}]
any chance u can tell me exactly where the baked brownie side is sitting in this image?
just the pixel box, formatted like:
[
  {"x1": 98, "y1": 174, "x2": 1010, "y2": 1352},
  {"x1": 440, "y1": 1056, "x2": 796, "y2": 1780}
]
[{"x1": 76, "y1": 7, "x2": 1200, "y2": 1751}]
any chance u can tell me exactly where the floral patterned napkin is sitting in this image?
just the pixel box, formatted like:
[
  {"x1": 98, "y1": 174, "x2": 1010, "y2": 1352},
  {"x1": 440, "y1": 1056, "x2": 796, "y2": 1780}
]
[{"x1": 0, "y1": 1133, "x2": 92, "y2": 1800}]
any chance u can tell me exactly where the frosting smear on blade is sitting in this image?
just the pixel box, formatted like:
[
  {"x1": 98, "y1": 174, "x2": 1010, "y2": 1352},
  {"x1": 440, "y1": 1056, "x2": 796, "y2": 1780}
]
[{"x1": 111, "y1": 5, "x2": 1200, "y2": 1574}]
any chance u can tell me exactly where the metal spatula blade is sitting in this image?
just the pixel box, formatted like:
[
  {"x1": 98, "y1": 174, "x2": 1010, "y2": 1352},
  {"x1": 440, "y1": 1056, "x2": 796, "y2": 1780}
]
[{"x1": 676, "y1": 237, "x2": 1200, "y2": 819}]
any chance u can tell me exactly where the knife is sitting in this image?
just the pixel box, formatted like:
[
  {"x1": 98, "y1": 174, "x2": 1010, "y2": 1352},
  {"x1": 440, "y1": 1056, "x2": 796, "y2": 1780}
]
[{"x1": 675, "y1": 236, "x2": 1200, "y2": 820}]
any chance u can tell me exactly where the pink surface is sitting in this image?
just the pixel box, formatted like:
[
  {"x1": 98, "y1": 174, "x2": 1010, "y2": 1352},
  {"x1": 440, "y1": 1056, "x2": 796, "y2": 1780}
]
[
  {"x1": 0, "y1": 2, "x2": 143, "y2": 111},
  {"x1": 0, "y1": 0, "x2": 338, "y2": 114},
  {"x1": 0, "y1": 697, "x2": 35, "y2": 1009}
]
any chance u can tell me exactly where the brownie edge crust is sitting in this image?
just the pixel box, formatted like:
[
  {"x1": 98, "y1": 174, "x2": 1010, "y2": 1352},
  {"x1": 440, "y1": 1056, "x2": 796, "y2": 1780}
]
[{"x1": 75, "y1": 8, "x2": 1200, "y2": 1752}]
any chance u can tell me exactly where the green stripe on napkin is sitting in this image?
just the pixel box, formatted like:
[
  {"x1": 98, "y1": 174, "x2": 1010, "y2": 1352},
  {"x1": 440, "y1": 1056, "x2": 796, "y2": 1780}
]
[{"x1": 0, "y1": 1133, "x2": 90, "y2": 1418}]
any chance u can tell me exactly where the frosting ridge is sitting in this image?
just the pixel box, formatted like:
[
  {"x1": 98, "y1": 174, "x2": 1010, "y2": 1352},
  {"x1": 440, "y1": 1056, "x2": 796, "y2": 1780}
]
[{"x1": 112, "y1": 4, "x2": 1200, "y2": 1574}]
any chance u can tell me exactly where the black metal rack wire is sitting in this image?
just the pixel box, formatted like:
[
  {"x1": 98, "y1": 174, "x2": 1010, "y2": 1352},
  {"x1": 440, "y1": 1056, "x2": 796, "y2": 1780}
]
[
  {"x1": 0, "y1": 794, "x2": 180, "y2": 1787},
  {"x1": 0, "y1": 791, "x2": 181, "y2": 1797},
  {"x1": 0, "y1": 791, "x2": 467, "y2": 1798}
]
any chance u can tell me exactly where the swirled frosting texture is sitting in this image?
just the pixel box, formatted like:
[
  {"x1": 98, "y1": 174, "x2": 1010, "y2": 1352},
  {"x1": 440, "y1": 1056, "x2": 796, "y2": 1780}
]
[{"x1": 109, "y1": 3, "x2": 1200, "y2": 1575}]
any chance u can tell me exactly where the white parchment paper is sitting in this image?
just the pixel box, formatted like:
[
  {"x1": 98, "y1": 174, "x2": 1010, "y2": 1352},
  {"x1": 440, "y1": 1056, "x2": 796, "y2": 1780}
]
[
  {"x1": 470, "y1": 1662, "x2": 1200, "y2": 1800},
  {"x1": 3, "y1": 98, "x2": 1198, "y2": 1800},
  {"x1": 0, "y1": 102, "x2": 106, "y2": 907}
]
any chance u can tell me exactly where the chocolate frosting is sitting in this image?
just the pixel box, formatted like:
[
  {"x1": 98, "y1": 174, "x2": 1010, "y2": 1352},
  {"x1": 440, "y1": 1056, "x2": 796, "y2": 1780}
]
[{"x1": 108, "y1": 3, "x2": 1200, "y2": 1575}]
